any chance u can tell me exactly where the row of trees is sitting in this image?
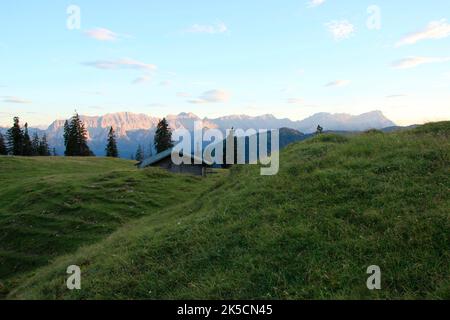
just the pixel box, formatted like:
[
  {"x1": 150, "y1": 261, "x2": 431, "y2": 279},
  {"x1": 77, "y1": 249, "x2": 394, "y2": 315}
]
[
  {"x1": 1, "y1": 113, "x2": 174, "y2": 160},
  {"x1": 106, "y1": 127, "x2": 119, "y2": 158},
  {"x1": 63, "y1": 112, "x2": 119, "y2": 158},
  {"x1": 0, "y1": 117, "x2": 51, "y2": 156},
  {"x1": 63, "y1": 113, "x2": 94, "y2": 156},
  {"x1": 133, "y1": 118, "x2": 174, "y2": 161},
  {"x1": 89, "y1": 115, "x2": 173, "y2": 161}
]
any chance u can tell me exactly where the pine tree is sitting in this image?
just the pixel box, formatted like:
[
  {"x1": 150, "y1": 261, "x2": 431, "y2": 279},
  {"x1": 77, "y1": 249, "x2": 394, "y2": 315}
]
[
  {"x1": 316, "y1": 125, "x2": 324, "y2": 134},
  {"x1": 64, "y1": 112, "x2": 94, "y2": 157},
  {"x1": 22, "y1": 123, "x2": 33, "y2": 156},
  {"x1": 105, "y1": 127, "x2": 119, "y2": 157},
  {"x1": 52, "y1": 148, "x2": 57, "y2": 156},
  {"x1": 135, "y1": 144, "x2": 144, "y2": 162},
  {"x1": 38, "y1": 134, "x2": 50, "y2": 156},
  {"x1": 31, "y1": 133, "x2": 40, "y2": 156},
  {"x1": 76, "y1": 115, "x2": 92, "y2": 156},
  {"x1": 0, "y1": 133, "x2": 7, "y2": 155},
  {"x1": 154, "y1": 118, "x2": 173, "y2": 154},
  {"x1": 63, "y1": 120, "x2": 70, "y2": 156},
  {"x1": 66, "y1": 116, "x2": 78, "y2": 156},
  {"x1": 222, "y1": 128, "x2": 237, "y2": 168},
  {"x1": 6, "y1": 117, "x2": 23, "y2": 155}
]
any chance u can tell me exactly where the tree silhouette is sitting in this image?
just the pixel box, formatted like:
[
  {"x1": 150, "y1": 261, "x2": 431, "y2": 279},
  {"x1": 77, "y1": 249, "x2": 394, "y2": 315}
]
[
  {"x1": 105, "y1": 127, "x2": 119, "y2": 158},
  {"x1": 38, "y1": 134, "x2": 51, "y2": 156},
  {"x1": 6, "y1": 117, "x2": 23, "y2": 155},
  {"x1": 22, "y1": 123, "x2": 33, "y2": 156},
  {"x1": 63, "y1": 120, "x2": 70, "y2": 155},
  {"x1": 221, "y1": 128, "x2": 238, "y2": 168},
  {"x1": 64, "y1": 112, "x2": 94, "y2": 156},
  {"x1": 0, "y1": 133, "x2": 7, "y2": 155},
  {"x1": 154, "y1": 118, "x2": 173, "y2": 154},
  {"x1": 31, "y1": 133, "x2": 40, "y2": 156},
  {"x1": 316, "y1": 125, "x2": 324, "y2": 134}
]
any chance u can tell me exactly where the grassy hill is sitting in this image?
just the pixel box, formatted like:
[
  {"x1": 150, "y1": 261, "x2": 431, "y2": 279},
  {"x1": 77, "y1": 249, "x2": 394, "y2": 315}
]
[
  {"x1": 0, "y1": 157, "x2": 219, "y2": 297},
  {"x1": 2, "y1": 122, "x2": 450, "y2": 299}
]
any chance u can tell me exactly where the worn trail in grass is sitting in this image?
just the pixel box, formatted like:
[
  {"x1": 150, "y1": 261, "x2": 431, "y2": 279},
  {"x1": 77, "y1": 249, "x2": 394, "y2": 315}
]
[{"x1": 0, "y1": 157, "x2": 217, "y2": 296}]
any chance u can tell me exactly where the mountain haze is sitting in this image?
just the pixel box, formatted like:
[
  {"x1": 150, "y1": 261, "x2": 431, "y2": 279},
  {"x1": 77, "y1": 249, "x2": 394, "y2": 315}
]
[{"x1": 1, "y1": 111, "x2": 395, "y2": 157}]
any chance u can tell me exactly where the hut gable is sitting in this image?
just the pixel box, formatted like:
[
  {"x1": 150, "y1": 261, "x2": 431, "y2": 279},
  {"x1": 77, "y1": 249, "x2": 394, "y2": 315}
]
[{"x1": 138, "y1": 148, "x2": 211, "y2": 176}]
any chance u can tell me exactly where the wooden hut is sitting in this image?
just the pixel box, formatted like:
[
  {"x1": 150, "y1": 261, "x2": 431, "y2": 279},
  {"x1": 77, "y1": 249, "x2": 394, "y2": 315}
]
[{"x1": 138, "y1": 148, "x2": 211, "y2": 176}]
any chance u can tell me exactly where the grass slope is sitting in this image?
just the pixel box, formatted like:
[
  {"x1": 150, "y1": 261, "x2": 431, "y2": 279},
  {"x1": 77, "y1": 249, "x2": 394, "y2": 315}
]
[
  {"x1": 0, "y1": 157, "x2": 216, "y2": 296},
  {"x1": 4, "y1": 122, "x2": 450, "y2": 299}
]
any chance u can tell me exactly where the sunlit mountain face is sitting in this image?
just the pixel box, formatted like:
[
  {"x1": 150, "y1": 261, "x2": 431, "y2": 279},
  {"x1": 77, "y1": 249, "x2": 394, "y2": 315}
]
[
  {"x1": 1, "y1": 110, "x2": 396, "y2": 157},
  {"x1": 1, "y1": 1, "x2": 449, "y2": 128}
]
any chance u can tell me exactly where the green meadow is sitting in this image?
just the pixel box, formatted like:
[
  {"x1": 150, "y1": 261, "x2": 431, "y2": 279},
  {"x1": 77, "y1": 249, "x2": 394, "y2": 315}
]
[{"x1": 1, "y1": 122, "x2": 449, "y2": 299}]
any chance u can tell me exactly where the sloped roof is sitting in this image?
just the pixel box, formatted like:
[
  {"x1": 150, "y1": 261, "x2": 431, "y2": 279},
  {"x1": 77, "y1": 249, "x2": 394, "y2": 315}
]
[{"x1": 139, "y1": 148, "x2": 213, "y2": 169}]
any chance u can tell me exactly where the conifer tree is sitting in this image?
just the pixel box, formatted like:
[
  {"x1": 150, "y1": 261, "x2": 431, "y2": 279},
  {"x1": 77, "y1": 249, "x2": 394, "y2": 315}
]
[
  {"x1": 22, "y1": 123, "x2": 33, "y2": 156},
  {"x1": 31, "y1": 133, "x2": 40, "y2": 156},
  {"x1": 64, "y1": 112, "x2": 94, "y2": 156},
  {"x1": 65, "y1": 119, "x2": 75, "y2": 156},
  {"x1": 222, "y1": 128, "x2": 237, "y2": 169},
  {"x1": 135, "y1": 144, "x2": 144, "y2": 162},
  {"x1": 316, "y1": 125, "x2": 324, "y2": 134},
  {"x1": 75, "y1": 114, "x2": 92, "y2": 156},
  {"x1": 63, "y1": 120, "x2": 70, "y2": 155},
  {"x1": 154, "y1": 118, "x2": 173, "y2": 154},
  {"x1": 0, "y1": 133, "x2": 7, "y2": 155},
  {"x1": 105, "y1": 127, "x2": 119, "y2": 158},
  {"x1": 38, "y1": 134, "x2": 50, "y2": 156},
  {"x1": 6, "y1": 117, "x2": 23, "y2": 155}
]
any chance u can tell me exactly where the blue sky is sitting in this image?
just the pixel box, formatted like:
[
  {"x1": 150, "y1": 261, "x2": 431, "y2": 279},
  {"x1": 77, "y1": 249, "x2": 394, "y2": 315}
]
[{"x1": 1, "y1": 0, "x2": 449, "y2": 127}]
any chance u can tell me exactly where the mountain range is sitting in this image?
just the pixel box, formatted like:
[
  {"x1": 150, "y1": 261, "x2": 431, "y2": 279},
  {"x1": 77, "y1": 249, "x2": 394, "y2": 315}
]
[{"x1": 1, "y1": 111, "x2": 396, "y2": 158}]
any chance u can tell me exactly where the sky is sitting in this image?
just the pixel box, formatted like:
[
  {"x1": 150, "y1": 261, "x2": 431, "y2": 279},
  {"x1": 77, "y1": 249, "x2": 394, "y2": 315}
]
[{"x1": 0, "y1": 0, "x2": 450, "y2": 127}]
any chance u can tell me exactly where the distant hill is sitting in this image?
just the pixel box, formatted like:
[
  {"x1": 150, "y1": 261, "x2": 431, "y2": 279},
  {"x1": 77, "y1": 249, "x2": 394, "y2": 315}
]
[
  {"x1": 4, "y1": 122, "x2": 449, "y2": 299},
  {"x1": 1, "y1": 111, "x2": 396, "y2": 157},
  {"x1": 381, "y1": 125, "x2": 419, "y2": 133},
  {"x1": 279, "y1": 127, "x2": 310, "y2": 148}
]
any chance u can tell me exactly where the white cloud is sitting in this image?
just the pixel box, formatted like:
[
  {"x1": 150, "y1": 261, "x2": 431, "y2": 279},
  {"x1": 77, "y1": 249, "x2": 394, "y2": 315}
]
[
  {"x1": 159, "y1": 80, "x2": 171, "y2": 87},
  {"x1": 148, "y1": 103, "x2": 167, "y2": 108},
  {"x1": 308, "y1": 0, "x2": 325, "y2": 8},
  {"x1": 2, "y1": 96, "x2": 32, "y2": 104},
  {"x1": 287, "y1": 98, "x2": 304, "y2": 104},
  {"x1": 176, "y1": 92, "x2": 191, "y2": 98},
  {"x1": 392, "y1": 56, "x2": 450, "y2": 69},
  {"x1": 89, "y1": 106, "x2": 104, "y2": 110},
  {"x1": 83, "y1": 58, "x2": 157, "y2": 71},
  {"x1": 83, "y1": 91, "x2": 104, "y2": 96},
  {"x1": 325, "y1": 80, "x2": 350, "y2": 87},
  {"x1": 188, "y1": 89, "x2": 230, "y2": 104},
  {"x1": 396, "y1": 19, "x2": 450, "y2": 47},
  {"x1": 325, "y1": 20, "x2": 355, "y2": 41},
  {"x1": 84, "y1": 28, "x2": 119, "y2": 41},
  {"x1": 185, "y1": 22, "x2": 228, "y2": 34},
  {"x1": 132, "y1": 75, "x2": 151, "y2": 85},
  {"x1": 386, "y1": 94, "x2": 407, "y2": 99}
]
